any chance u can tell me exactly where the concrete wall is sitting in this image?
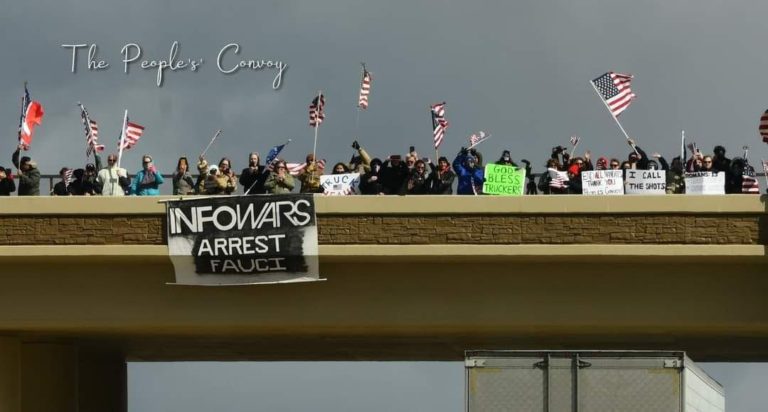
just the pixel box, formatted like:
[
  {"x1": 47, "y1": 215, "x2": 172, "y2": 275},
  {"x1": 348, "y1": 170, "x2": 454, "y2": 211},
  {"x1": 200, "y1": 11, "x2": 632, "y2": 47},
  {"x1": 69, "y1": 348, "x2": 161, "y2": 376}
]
[{"x1": 0, "y1": 195, "x2": 766, "y2": 363}]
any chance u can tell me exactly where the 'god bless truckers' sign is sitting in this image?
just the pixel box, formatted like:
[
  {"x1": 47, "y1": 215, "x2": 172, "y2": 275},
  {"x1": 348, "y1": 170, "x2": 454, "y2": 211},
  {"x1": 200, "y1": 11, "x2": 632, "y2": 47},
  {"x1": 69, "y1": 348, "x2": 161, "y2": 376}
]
[{"x1": 165, "y1": 194, "x2": 321, "y2": 285}]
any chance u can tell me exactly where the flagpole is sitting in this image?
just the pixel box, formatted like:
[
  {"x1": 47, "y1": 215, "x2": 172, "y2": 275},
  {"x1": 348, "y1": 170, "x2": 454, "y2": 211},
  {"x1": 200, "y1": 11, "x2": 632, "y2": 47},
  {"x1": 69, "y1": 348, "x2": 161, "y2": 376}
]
[
  {"x1": 681, "y1": 130, "x2": 685, "y2": 164},
  {"x1": 571, "y1": 137, "x2": 580, "y2": 155},
  {"x1": 116, "y1": 110, "x2": 128, "y2": 170},
  {"x1": 312, "y1": 90, "x2": 321, "y2": 163},
  {"x1": 468, "y1": 134, "x2": 492, "y2": 151},
  {"x1": 762, "y1": 159, "x2": 768, "y2": 194},
  {"x1": 200, "y1": 129, "x2": 222, "y2": 159},
  {"x1": 590, "y1": 80, "x2": 638, "y2": 155}
]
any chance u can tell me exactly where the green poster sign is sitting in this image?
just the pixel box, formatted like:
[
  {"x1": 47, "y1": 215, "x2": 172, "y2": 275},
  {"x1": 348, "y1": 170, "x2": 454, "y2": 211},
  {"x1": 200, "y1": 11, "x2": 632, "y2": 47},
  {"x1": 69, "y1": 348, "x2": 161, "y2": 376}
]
[{"x1": 482, "y1": 164, "x2": 525, "y2": 196}]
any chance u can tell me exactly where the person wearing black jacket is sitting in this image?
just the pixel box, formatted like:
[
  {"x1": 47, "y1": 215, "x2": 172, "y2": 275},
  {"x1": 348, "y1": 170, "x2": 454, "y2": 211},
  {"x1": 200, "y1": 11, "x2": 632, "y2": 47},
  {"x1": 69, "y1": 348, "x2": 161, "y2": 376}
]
[
  {"x1": 240, "y1": 152, "x2": 270, "y2": 194},
  {"x1": 400, "y1": 160, "x2": 430, "y2": 195},
  {"x1": 360, "y1": 158, "x2": 385, "y2": 195},
  {"x1": 0, "y1": 166, "x2": 16, "y2": 195},
  {"x1": 428, "y1": 157, "x2": 455, "y2": 194},
  {"x1": 380, "y1": 155, "x2": 408, "y2": 194},
  {"x1": 626, "y1": 138, "x2": 649, "y2": 170},
  {"x1": 495, "y1": 150, "x2": 519, "y2": 167}
]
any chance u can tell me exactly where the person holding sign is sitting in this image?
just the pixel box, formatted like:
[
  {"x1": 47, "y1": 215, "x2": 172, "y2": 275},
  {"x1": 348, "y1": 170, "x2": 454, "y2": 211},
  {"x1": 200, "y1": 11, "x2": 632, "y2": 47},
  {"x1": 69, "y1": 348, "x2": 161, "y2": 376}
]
[
  {"x1": 453, "y1": 147, "x2": 484, "y2": 195},
  {"x1": 265, "y1": 160, "x2": 295, "y2": 194}
]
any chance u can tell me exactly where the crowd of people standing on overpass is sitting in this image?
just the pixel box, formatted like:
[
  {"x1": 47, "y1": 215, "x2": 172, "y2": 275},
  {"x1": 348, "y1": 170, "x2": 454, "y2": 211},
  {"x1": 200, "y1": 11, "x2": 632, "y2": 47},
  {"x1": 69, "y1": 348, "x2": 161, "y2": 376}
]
[{"x1": 0, "y1": 139, "x2": 763, "y2": 196}]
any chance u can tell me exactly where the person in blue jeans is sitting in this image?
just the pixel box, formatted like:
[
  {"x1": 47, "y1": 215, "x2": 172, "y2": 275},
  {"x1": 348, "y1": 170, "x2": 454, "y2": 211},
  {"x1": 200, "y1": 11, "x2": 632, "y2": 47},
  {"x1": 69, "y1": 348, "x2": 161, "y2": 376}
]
[{"x1": 131, "y1": 154, "x2": 164, "y2": 195}]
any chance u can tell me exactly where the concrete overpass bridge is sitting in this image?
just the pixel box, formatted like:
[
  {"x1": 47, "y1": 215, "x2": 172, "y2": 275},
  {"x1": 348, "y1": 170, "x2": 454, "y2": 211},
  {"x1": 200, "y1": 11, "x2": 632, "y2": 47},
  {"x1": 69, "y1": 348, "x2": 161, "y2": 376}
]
[{"x1": 0, "y1": 195, "x2": 766, "y2": 411}]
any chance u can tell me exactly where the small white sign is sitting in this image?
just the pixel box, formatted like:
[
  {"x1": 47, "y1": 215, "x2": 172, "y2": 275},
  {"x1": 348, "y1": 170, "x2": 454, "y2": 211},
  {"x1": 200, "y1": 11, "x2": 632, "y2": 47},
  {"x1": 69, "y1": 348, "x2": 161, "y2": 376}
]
[
  {"x1": 625, "y1": 170, "x2": 666, "y2": 195},
  {"x1": 684, "y1": 172, "x2": 725, "y2": 195},
  {"x1": 320, "y1": 173, "x2": 361, "y2": 195},
  {"x1": 581, "y1": 170, "x2": 624, "y2": 195}
]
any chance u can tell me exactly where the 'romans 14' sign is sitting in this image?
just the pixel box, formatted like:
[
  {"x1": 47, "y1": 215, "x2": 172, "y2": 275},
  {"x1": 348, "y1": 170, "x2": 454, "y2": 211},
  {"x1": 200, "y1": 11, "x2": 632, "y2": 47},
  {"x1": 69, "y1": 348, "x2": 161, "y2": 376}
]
[{"x1": 165, "y1": 194, "x2": 320, "y2": 285}]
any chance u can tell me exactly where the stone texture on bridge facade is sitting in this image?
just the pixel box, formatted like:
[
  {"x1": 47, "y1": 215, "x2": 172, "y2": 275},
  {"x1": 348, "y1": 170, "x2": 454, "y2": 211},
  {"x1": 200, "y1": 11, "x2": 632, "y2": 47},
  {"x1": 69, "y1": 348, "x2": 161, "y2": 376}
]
[{"x1": 0, "y1": 213, "x2": 762, "y2": 246}]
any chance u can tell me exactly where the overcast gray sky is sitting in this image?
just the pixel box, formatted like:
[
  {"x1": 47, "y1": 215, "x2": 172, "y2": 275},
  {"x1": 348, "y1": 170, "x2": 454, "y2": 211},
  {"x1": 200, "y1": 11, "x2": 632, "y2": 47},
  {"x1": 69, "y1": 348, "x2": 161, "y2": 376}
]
[
  {"x1": 128, "y1": 361, "x2": 768, "y2": 411},
  {"x1": 3, "y1": 0, "x2": 768, "y2": 175}
]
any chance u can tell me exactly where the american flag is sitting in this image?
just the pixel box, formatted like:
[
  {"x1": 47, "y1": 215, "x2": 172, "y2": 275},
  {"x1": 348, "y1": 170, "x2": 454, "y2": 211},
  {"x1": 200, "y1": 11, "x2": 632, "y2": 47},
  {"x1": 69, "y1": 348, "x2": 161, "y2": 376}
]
[
  {"x1": 570, "y1": 136, "x2": 580, "y2": 146},
  {"x1": 119, "y1": 117, "x2": 145, "y2": 151},
  {"x1": 358, "y1": 67, "x2": 372, "y2": 109},
  {"x1": 591, "y1": 72, "x2": 636, "y2": 117},
  {"x1": 468, "y1": 131, "x2": 489, "y2": 147},
  {"x1": 79, "y1": 104, "x2": 104, "y2": 156},
  {"x1": 287, "y1": 159, "x2": 326, "y2": 176},
  {"x1": 548, "y1": 169, "x2": 569, "y2": 189},
  {"x1": 760, "y1": 109, "x2": 768, "y2": 143},
  {"x1": 431, "y1": 102, "x2": 449, "y2": 149},
  {"x1": 63, "y1": 169, "x2": 73, "y2": 188},
  {"x1": 309, "y1": 93, "x2": 325, "y2": 127},
  {"x1": 18, "y1": 84, "x2": 44, "y2": 150},
  {"x1": 742, "y1": 173, "x2": 760, "y2": 194}
]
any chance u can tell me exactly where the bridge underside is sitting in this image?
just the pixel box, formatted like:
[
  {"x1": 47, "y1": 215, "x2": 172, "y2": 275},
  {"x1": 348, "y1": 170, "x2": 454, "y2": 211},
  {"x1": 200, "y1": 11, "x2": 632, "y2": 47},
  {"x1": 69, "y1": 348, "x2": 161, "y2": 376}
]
[{"x1": 1, "y1": 245, "x2": 766, "y2": 362}]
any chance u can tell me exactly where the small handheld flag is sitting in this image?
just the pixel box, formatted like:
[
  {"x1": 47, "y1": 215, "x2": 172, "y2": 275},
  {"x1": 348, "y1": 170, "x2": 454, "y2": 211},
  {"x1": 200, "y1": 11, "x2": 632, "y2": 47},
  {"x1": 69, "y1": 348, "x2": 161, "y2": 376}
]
[
  {"x1": 760, "y1": 110, "x2": 768, "y2": 143},
  {"x1": 431, "y1": 102, "x2": 449, "y2": 149}
]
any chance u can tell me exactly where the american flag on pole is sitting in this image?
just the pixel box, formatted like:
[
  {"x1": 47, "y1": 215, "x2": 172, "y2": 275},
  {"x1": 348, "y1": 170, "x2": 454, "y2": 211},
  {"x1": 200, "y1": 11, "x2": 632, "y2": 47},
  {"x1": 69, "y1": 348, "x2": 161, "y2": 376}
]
[
  {"x1": 118, "y1": 117, "x2": 145, "y2": 151},
  {"x1": 18, "y1": 84, "x2": 44, "y2": 150},
  {"x1": 358, "y1": 67, "x2": 372, "y2": 109},
  {"x1": 431, "y1": 102, "x2": 449, "y2": 149},
  {"x1": 79, "y1": 104, "x2": 104, "y2": 156},
  {"x1": 287, "y1": 159, "x2": 326, "y2": 176},
  {"x1": 591, "y1": 72, "x2": 636, "y2": 117},
  {"x1": 570, "y1": 136, "x2": 580, "y2": 146},
  {"x1": 468, "y1": 131, "x2": 489, "y2": 147},
  {"x1": 63, "y1": 168, "x2": 73, "y2": 188},
  {"x1": 309, "y1": 94, "x2": 325, "y2": 127},
  {"x1": 760, "y1": 109, "x2": 768, "y2": 143},
  {"x1": 742, "y1": 174, "x2": 760, "y2": 194}
]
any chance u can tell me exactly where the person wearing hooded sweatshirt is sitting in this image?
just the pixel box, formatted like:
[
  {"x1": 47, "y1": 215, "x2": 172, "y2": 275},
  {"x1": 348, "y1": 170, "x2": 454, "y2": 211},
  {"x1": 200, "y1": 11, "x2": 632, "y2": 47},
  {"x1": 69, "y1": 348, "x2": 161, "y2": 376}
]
[
  {"x1": 453, "y1": 147, "x2": 484, "y2": 195},
  {"x1": 360, "y1": 158, "x2": 386, "y2": 195},
  {"x1": 130, "y1": 154, "x2": 164, "y2": 196},
  {"x1": 626, "y1": 138, "x2": 650, "y2": 170},
  {"x1": 239, "y1": 152, "x2": 270, "y2": 194},
  {"x1": 0, "y1": 166, "x2": 16, "y2": 196},
  {"x1": 495, "y1": 150, "x2": 519, "y2": 168},
  {"x1": 665, "y1": 156, "x2": 686, "y2": 194},
  {"x1": 11, "y1": 146, "x2": 40, "y2": 196},
  {"x1": 428, "y1": 156, "x2": 455, "y2": 194}
]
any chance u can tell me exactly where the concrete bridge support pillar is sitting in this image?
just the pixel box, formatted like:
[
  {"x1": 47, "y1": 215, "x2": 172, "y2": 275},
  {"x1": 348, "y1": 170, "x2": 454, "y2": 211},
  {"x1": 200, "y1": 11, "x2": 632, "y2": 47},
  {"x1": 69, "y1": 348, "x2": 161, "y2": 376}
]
[{"x1": 0, "y1": 338, "x2": 126, "y2": 412}]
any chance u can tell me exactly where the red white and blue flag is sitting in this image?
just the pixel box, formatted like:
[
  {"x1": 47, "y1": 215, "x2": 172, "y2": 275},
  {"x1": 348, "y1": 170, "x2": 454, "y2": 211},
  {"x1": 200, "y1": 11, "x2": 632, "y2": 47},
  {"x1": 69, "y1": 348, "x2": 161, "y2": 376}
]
[
  {"x1": 358, "y1": 67, "x2": 372, "y2": 109},
  {"x1": 591, "y1": 72, "x2": 636, "y2": 117},
  {"x1": 119, "y1": 117, "x2": 145, "y2": 151},
  {"x1": 468, "y1": 131, "x2": 489, "y2": 148},
  {"x1": 760, "y1": 110, "x2": 768, "y2": 143},
  {"x1": 18, "y1": 84, "x2": 44, "y2": 150},
  {"x1": 79, "y1": 104, "x2": 104, "y2": 157},
  {"x1": 431, "y1": 102, "x2": 449, "y2": 149},
  {"x1": 309, "y1": 94, "x2": 326, "y2": 127}
]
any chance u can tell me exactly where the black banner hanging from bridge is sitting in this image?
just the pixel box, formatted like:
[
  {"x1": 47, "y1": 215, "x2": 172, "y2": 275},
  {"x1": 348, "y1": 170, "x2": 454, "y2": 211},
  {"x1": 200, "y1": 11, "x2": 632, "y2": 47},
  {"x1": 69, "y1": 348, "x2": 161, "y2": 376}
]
[{"x1": 165, "y1": 194, "x2": 321, "y2": 285}]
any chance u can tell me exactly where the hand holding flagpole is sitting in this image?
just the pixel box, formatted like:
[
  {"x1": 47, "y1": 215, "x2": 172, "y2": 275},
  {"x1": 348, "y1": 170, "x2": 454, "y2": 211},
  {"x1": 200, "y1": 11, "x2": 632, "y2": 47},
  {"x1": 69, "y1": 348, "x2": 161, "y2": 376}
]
[{"x1": 590, "y1": 72, "x2": 638, "y2": 154}]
